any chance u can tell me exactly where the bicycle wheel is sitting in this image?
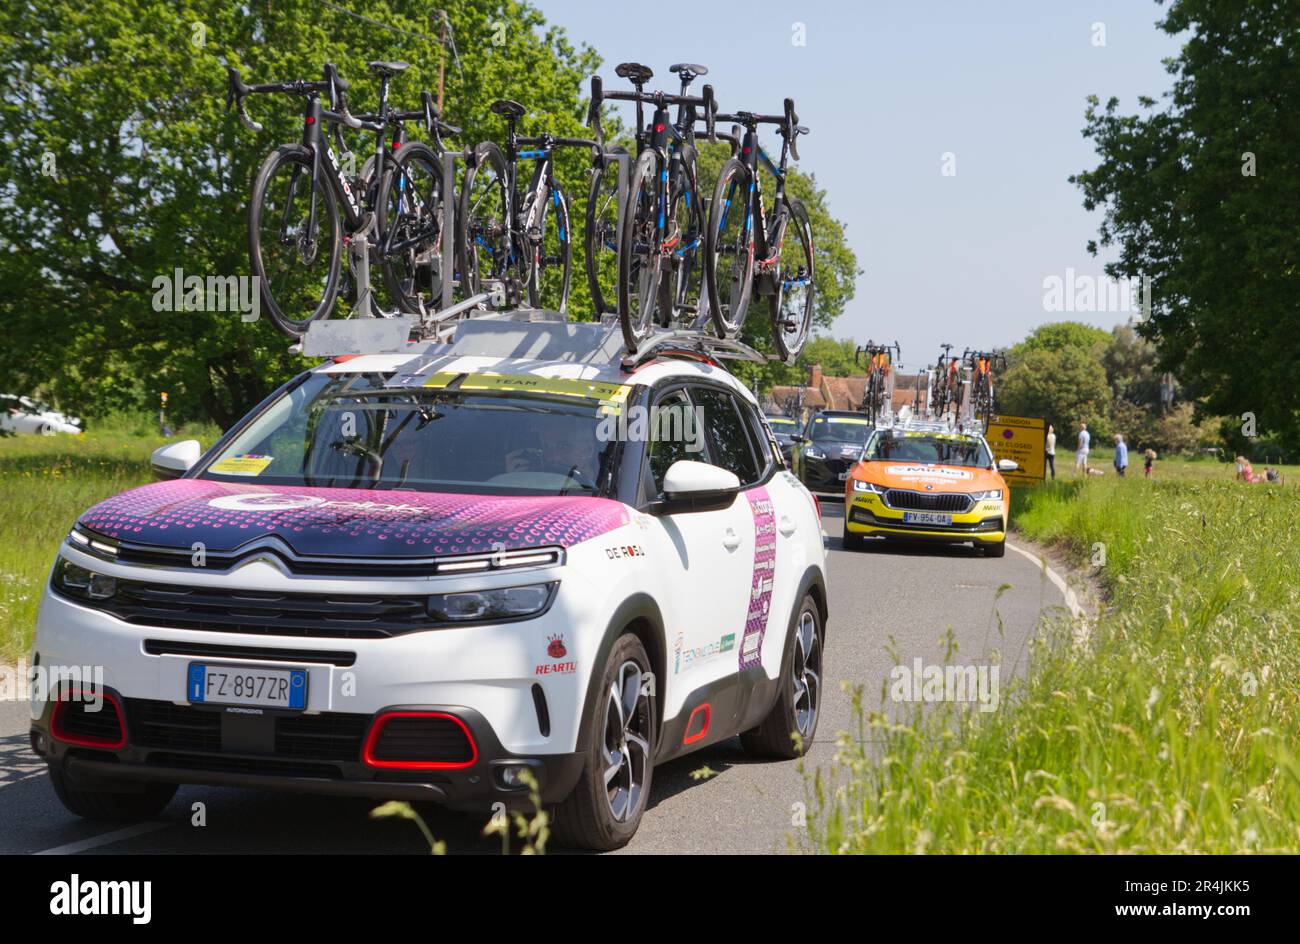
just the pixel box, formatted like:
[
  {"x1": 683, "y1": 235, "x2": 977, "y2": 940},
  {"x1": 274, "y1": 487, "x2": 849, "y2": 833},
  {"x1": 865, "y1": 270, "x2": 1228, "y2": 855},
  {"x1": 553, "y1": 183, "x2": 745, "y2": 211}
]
[
  {"x1": 458, "y1": 142, "x2": 517, "y2": 297},
  {"x1": 704, "y1": 157, "x2": 755, "y2": 339},
  {"x1": 527, "y1": 183, "x2": 572, "y2": 311},
  {"x1": 584, "y1": 148, "x2": 626, "y2": 316},
  {"x1": 375, "y1": 142, "x2": 448, "y2": 314},
  {"x1": 248, "y1": 145, "x2": 342, "y2": 338},
  {"x1": 617, "y1": 149, "x2": 664, "y2": 352},
  {"x1": 864, "y1": 374, "x2": 880, "y2": 425},
  {"x1": 770, "y1": 197, "x2": 814, "y2": 361},
  {"x1": 663, "y1": 166, "x2": 705, "y2": 328}
]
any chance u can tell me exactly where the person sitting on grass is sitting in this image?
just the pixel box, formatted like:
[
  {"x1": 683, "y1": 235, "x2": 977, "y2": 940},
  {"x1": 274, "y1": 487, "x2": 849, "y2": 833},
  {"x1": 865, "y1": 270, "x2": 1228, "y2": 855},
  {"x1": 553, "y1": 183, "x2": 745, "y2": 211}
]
[{"x1": 1234, "y1": 456, "x2": 1263, "y2": 483}]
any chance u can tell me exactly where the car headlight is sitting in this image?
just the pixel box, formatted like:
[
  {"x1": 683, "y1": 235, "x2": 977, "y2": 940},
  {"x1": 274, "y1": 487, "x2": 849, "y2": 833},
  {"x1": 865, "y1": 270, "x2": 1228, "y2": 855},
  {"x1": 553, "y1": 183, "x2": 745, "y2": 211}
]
[
  {"x1": 428, "y1": 583, "x2": 556, "y2": 623},
  {"x1": 52, "y1": 557, "x2": 118, "y2": 601},
  {"x1": 65, "y1": 525, "x2": 119, "y2": 560},
  {"x1": 853, "y1": 480, "x2": 883, "y2": 494},
  {"x1": 971, "y1": 489, "x2": 1003, "y2": 501},
  {"x1": 803, "y1": 444, "x2": 825, "y2": 459}
]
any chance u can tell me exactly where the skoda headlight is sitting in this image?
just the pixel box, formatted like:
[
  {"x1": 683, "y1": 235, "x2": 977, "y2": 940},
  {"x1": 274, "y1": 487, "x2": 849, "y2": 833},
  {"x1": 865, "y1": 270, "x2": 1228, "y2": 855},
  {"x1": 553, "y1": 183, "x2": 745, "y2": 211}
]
[
  {"x1": 428, "y1": 583, "x2": 556, "y2": 623},
  {"x1": 853, "y1": 480, "x2": 883, "y2": 494},
  {"x1": 971, "y1": 489, "x2": 1003, "y2": 501},
  {"x1": 52, "y1": 557, "x2": 118, "y2": 601}
]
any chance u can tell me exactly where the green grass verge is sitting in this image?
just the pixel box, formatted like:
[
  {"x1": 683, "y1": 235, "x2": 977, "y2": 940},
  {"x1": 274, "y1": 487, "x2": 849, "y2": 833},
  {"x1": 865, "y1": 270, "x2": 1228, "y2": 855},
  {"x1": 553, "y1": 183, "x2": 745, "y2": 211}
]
[
  {"x1": 803, "y1": 470, "x2": 1300, "y2": 853},
  {"x1": 0, "y1": 415, "x2": 219, "y2": 659}
]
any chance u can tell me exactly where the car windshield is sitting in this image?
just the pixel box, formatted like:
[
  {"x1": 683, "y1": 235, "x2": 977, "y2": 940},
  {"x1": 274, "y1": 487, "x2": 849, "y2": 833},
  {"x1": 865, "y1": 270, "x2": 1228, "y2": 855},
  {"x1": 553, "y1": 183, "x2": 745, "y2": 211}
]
[
  {"x1": 863, "y1": 431, "x2": 992, "y2": 467},
  {"x1": 200, "y1": 372, "x2": 620, "y2": 496},
  {"x1": 766, "y1": 417, "x2": 797, "y2": 437},
  {"x1": 808, "y1": 416, "x2": 873, "y2": 444}
]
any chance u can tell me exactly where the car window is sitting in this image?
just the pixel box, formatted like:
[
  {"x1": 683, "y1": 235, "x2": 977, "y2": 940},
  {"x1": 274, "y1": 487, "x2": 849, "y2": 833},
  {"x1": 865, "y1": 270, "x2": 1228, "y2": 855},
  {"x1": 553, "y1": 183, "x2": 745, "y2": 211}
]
[
  {"x1": 808, "y1": 415, "x2": 873, "y2": 444},
  {"x1": 642, "y1": 388, "x2": 697, "y2": 500},
  {"x1": 693, "y1": 387, "x2": 761, "y2": 485},
  {"x1": 863, "y1": 430, "x2": 992, "y2": 467}
]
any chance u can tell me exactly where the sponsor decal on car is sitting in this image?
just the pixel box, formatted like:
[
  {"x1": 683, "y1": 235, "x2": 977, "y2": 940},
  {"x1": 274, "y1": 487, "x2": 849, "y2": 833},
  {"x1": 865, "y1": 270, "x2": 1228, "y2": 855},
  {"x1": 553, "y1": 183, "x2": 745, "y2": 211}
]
[
  {"x1": 605, "y1": 544, "x2": 646, "y2": 559},
  {"x1": 208, "y1": 454, "x2": 274, "y2": 476},
  {"x1": 536, "y1": 633, "x2": 576, "y2": 675},
  {"x1": 739, "y1": 488, "x2": 776, "y2": 670},
  {"x1": 673, "y1": 632, "x2": 737, "y2": 673},
  {"x1": 885, "y1": 465, "x2": 974, "y2": 480}
]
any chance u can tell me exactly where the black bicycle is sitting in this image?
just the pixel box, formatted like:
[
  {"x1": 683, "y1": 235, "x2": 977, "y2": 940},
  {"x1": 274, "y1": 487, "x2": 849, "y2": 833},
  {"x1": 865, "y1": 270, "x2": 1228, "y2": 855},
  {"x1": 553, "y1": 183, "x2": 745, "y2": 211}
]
[
  {"x1": 228, "y1": 61, "x2": 454, "y2": 337},
  {"x1": 703, "y1": 98, "x2": 813, "y2": 361},
  {"x1": 458, "y1": 101, "x2": 599, "y2": 311},
  {"x1": 585, "y1": 63, "x2": 712, "y2": 335},
  {"x1": 930, "y1": 342, "x2": 962, "y2": 419}
]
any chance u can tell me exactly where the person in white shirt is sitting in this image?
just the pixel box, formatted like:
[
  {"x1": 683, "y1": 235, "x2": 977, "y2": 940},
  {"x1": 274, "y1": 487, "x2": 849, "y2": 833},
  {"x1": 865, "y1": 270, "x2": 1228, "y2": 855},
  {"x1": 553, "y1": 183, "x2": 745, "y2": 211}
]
[
  {"x1": 1045, "y1": 424, "x2": 1057, "y2": 479},
  {"x1": 1075, "y1": 422, "x2": 1091, "y2": 474}
]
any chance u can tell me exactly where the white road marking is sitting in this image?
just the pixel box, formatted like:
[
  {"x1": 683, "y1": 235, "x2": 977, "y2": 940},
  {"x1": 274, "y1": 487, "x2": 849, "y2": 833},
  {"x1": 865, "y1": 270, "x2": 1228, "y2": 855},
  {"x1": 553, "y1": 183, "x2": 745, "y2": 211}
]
[
  {"x1": 1005, "y1": 540, "x2": 1090, "y2": 644},
  {"x1": 33, "y1": 820, "x2": 172, "y2": 855}
]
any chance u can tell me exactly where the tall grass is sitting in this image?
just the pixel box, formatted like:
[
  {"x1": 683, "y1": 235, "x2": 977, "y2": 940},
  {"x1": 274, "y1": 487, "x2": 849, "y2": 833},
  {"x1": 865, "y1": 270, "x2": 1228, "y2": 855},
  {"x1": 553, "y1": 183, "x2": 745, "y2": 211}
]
[
  {"x1": 0, "y1": 415, "x2": 218, "y2": 659},
  {"x1": 804, "y1": 473, "x2": 1300, "y2": 853}
]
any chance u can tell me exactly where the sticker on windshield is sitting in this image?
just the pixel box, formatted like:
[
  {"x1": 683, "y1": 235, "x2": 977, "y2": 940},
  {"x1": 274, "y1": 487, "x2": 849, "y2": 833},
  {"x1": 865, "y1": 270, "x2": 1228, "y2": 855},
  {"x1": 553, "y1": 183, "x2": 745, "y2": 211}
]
[
  {"x1": 818, "y1": 417, "x2": 871, "y2": 425},
  {"x1": 421, "y1": 372, "x2": 632, "y2": 414},
  {"x1": 209, "y1": 454, "x2": 273, "y2": 476}
]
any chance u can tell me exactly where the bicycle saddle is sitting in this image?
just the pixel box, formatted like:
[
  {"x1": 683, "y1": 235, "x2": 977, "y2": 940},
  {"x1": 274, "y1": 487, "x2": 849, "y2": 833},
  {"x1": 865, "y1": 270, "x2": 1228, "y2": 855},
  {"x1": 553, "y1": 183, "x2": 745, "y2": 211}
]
[
  {"x1": 367, "y1": 60, "x2": 410, "y2": 77},
  {"x1": 670, "y1": 62, "x2": 708, "y2": 79},
  {"x1": 490, "y1": 99, "x2": 526, "y2": 119},
  {"x1": 615, "y1": 62, "x2": 654, "y2": 84}
]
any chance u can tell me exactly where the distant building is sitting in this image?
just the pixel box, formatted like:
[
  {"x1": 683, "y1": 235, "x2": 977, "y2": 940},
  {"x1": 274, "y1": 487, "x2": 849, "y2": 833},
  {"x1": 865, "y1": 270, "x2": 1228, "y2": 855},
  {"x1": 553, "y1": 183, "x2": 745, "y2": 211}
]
[{"x1": 765, "y1": 364, "x2": 924, "y2": 424}]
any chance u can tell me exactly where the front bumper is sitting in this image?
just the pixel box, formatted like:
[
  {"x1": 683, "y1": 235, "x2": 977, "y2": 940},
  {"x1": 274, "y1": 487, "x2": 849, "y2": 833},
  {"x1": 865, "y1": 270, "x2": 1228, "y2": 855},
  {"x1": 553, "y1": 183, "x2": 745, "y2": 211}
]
[
  {"x1": 845, "y1": 495, "x2": 1006, "y2": 543},
  {"x1": 799, "y1": 453, "x2": 857, "y2": 492},
  {"x1": 30, "y1": 691, "x2": 582, "y2": 811}
]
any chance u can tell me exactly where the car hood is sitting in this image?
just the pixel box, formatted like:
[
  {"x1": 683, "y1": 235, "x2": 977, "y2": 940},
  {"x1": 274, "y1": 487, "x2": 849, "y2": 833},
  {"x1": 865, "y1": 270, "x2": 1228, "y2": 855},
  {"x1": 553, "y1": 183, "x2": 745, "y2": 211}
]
[
  {"x1": 78, "y1": 479, "x2": 629, "y2": 558},
  {"x1": 853, "y1": 462, "x2": 1003, "y2": 494}
]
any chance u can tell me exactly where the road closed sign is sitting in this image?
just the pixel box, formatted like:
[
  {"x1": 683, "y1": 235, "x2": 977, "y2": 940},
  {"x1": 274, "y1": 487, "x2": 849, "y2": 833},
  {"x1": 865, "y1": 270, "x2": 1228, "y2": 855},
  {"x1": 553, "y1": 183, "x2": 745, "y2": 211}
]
[{"x1": 987, "y1": 414, "x2": 1046, "y2": 485}]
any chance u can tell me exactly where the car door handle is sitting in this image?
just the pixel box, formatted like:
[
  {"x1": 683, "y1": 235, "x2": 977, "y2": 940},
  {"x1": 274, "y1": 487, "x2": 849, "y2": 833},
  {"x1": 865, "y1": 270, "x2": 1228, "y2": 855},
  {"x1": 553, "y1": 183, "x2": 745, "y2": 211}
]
[
  {"x1": 778, "y1": 515, "x2": 797, "y2": 537},
  {"x1": 722, "y1": 528, "x2": 741, "y2": 551}
]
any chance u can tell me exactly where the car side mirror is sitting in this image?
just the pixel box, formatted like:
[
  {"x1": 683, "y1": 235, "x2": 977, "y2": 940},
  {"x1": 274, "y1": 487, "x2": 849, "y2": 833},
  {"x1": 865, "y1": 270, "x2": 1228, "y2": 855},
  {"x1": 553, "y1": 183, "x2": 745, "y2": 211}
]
[
  {"x1": 997, "y1": 458, "x2": 1019, "y2": 472},
  {"x1": 151, "y1": 440, "x2": 202, "y2": 480},
  {"x1": 792, "y1": 434, "x2": 807, "y2": 444},
  {"x1": 652, "y1": 460, "x2": 741, "y2": 514}
]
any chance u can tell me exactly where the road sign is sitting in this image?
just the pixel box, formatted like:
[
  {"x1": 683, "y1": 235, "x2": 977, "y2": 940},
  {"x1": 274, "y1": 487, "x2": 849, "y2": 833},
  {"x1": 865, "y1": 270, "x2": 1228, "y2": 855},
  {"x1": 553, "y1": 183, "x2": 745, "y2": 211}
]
[{"x1": 987, "y1": 414, "x2": 1046, "y2": 485}]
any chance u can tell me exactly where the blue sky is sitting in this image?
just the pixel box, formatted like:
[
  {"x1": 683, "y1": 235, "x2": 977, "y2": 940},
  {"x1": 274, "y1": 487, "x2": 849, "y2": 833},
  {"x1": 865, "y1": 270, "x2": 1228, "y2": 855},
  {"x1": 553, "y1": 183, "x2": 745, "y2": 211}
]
[{"x1": 537, "y1": 0, "x2": 1184, "y2": 371}]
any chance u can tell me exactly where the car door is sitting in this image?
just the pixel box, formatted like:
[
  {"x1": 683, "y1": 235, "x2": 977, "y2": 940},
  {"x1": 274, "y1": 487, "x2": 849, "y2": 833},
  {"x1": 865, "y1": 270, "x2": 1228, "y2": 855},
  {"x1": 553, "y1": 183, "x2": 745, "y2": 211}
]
[{"x1": 637, "y1": 384, "x2": 756, "y2": 742}]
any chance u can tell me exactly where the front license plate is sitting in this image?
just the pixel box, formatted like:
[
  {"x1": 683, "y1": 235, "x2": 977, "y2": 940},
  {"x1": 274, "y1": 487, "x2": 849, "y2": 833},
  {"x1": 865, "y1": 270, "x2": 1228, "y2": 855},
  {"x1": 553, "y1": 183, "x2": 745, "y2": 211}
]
[
  {"x1": 187, "y1": 663, "x2": 307, "y2": 710},
  {"x1": 837, "y1": 471, "x2": 849, "y2": 481},
  {"x1": 903, "y1": 511, "x2": 952, "y2": 526}
]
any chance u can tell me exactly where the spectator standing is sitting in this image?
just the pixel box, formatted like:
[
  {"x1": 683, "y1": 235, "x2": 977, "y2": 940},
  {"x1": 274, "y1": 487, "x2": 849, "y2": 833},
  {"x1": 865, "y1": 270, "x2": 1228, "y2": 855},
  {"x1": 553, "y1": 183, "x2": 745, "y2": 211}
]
[
  {"x1": 1075, "y1": 422, "x2": 1091, "y2": 474},
  {"x1": 1045, "y1": 424, "x2": 1056, "y2": 479},
  {"x1": 1144, "y1": 448, "x2": 1156, "y2": 478},
  {"x1": 1114, "y1": 434, "x2": 1129, "y2": 476}
]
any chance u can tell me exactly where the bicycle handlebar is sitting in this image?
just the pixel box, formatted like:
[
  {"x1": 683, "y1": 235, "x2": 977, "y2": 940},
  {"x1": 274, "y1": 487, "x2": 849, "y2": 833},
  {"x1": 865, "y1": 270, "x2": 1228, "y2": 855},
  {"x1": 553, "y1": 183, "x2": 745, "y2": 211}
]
[
  {"x1": 226, "y1": 64, "x2": 362, "y2": 132},
  {"x1": 586, "y1": 73, "x2": 715, "y2": 146},
  {"x1": 715, "y1": 97, "x2": 807, "y2": 159}
]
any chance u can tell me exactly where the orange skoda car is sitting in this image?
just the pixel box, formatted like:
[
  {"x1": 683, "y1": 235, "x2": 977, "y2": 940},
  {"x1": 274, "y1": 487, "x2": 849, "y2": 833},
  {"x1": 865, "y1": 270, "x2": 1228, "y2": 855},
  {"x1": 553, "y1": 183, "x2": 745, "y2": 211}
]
[{"x1": 842, "y1": 425, "x2": 1018, "y2": 557}]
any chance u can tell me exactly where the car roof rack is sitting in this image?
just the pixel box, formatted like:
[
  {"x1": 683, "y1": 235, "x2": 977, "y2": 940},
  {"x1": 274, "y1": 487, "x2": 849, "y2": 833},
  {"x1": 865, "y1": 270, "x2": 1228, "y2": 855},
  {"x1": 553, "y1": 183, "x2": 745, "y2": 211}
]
[{"x1": 300, "y1": 289, "x2": 773, "y2": 376}]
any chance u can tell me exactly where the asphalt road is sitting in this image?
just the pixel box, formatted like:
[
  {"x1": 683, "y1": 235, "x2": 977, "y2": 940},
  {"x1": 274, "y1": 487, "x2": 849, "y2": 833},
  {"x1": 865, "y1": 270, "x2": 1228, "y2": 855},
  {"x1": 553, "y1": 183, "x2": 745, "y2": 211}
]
[{"x1": 0, "y1": 502, "x2": 1072, "y2": 855}]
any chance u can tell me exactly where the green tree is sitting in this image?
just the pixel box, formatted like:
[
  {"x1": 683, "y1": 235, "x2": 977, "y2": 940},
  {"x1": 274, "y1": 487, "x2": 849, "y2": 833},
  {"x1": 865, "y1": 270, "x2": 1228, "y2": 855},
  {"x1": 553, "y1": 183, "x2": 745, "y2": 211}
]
[
  {"x1": 0, "y1": 0, "x2": 599, "y2": 427},
  {"x1": 998, "y1": 343, "x2": 1112, "y2": 438},
  {"x1": 1071, "y1": 0, "x2": 1300, "y2": 442}
]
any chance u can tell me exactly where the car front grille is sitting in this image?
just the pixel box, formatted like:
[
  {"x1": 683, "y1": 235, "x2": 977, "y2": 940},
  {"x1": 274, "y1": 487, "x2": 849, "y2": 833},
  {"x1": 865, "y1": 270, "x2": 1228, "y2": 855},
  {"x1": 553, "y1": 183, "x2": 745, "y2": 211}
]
[
  {"x1": 125, "y1": 698, "x2": 370, "y2": 762},
  {"x1": 105, "y1": 582, "x2": 433, "y2": 639},
  {"x1": 883, "y1": 489, "x2": 973, "y2": 513}
]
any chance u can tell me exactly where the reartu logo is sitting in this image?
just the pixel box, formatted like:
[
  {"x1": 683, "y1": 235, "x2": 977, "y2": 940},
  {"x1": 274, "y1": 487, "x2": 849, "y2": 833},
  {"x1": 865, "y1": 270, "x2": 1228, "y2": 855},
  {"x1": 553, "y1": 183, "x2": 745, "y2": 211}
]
[{"x1": 208, "y1": 493, "x2": 426, "y2": 514}]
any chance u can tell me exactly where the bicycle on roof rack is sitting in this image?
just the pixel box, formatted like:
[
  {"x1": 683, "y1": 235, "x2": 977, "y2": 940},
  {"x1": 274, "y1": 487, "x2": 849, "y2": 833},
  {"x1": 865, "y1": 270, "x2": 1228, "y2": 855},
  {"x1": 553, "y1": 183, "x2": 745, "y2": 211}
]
[
  {"x1": 963, "y1": 348, "x2": 1006, "y2": 432},
  {"x1": 930, "y1": 342, "x2": 963, "y2": 420},
  {"x1": 703, "y1": 97, "x2": 813, "y2": 362},
  {"x1": 457, "y1": 99, "x2": 600, "y2": 313},
  {"x1": 227, "y1": 61, "x2": 457, "y2": 338},
  {"x1": 855, "y1": 340, "x2": 899, "y2": 425},
  {"x1": 587, "y1": 62, "x2": 716, "y2": 353}
]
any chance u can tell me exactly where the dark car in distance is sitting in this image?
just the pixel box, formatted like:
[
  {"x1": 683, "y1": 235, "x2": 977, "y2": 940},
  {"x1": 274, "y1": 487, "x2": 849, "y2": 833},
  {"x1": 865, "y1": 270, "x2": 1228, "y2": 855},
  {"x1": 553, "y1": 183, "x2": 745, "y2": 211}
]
[{"x1": 790, "y1": 410, "x2": 874, "y2": 493}]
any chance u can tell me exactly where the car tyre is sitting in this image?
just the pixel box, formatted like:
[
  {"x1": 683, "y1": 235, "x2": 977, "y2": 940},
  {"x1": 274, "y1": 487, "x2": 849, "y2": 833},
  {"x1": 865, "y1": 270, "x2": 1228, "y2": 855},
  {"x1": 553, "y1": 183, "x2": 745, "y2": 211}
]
[
  {"x1": 842, "y1": 530, "x2": 866, "y2": 551},
  {"x1": 983, "y1": 539, "x2": 1006, "y2": 558},
  {"x1": 740, "y1": 593, "x2": 823, "y2": 759},
  {"x1": 553, "y1": 633, "x2": 655, "y2": 851},
  {"x1": 48, "y1": 767, "x2": 177, "y2": 821}
]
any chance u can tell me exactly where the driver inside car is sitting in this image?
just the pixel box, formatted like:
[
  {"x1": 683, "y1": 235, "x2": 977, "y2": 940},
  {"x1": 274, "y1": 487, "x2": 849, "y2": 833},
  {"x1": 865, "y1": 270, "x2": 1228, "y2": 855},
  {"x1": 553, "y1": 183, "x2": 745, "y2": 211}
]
[{"x1": 504, "y1": 428, "x2": 601, "y2": 483}]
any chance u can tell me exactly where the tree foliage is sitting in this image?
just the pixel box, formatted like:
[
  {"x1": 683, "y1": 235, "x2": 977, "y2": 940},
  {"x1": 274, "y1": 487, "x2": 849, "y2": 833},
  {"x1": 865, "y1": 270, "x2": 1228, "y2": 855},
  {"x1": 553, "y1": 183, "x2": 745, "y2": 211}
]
[{"x1": 1070, "y1": 0, "x2": 1300, "y2": 442}]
